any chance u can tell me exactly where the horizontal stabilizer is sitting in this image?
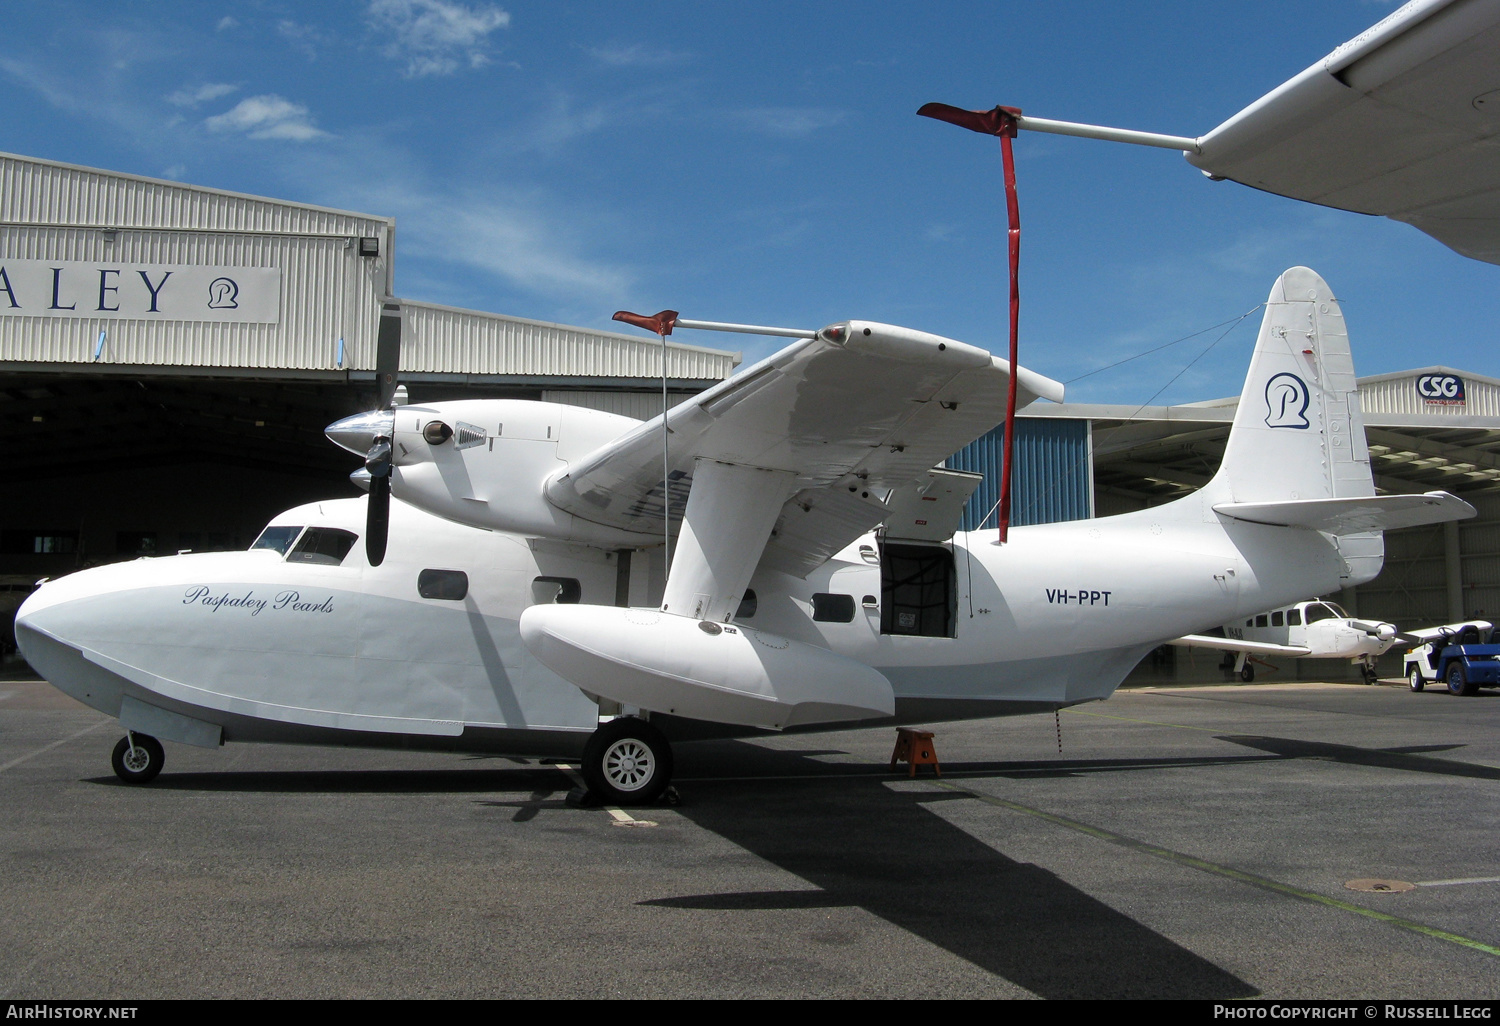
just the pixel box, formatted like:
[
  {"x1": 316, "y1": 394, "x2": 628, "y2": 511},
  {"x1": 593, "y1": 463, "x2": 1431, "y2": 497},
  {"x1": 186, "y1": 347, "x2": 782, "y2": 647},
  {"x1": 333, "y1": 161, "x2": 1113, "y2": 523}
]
[
  {"x1": 1213, "y1": 491, "x2": 1474, "y2": 533},
  {"x1": 1173, "y1": 634, "x2": 1312, "y2": 658}
]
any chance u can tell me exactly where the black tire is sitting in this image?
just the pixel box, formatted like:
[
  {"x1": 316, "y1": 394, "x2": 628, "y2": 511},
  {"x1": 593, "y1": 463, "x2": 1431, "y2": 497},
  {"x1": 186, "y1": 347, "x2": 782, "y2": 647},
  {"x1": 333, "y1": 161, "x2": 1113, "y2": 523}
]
[
  {"x1": 1447, "y1": 664, "x2": 1475, "y2": 697},
  {"x1": 1240, "y1": 663, "x2": 1255, "y2": 683},
  {"x1": 581, "y1": 717, "x2": 673, "y2": 806},
  {"x1": 1362, "y1": 665, "x2": 1378, "y2": 685},
  {"x1": 110, "y1": 734, "x2": 164, "y2": 784},
  {"x1": 1408, "y1": 666, "x2": 1424, "y2": 692}
]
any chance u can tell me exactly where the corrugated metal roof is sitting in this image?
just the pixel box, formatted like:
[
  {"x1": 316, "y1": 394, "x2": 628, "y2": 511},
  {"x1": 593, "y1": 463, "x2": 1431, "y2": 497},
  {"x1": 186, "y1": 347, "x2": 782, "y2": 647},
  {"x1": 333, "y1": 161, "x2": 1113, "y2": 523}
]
[
  {"x1": 0, "y1": 152, "x2": 392, "y2": 238},
  {"x1": 402, "y1": 301, "x2": 739, "y2": 382}
]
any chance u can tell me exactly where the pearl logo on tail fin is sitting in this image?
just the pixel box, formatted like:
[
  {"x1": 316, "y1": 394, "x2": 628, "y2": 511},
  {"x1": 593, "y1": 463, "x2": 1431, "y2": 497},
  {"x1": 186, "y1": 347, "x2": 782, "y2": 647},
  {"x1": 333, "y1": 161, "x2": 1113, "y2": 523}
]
[{"x1": 1264, "y1": 372, "x2": 1310, "y2": 429}]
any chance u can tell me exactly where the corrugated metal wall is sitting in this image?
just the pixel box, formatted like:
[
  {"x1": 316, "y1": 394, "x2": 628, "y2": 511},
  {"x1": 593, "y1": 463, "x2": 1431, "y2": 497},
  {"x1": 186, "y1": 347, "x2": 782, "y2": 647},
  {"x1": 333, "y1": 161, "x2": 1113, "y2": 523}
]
[
  {"x1": 403, "y1": 301, "x2": 738, "y2": 381},
  {"x1": 0, "y1": 228, "x2": 383, "y2": 370},
  {"x1": 1360, "y1": 373, "x2": 1500, "y2": 417},
  {"x1": 946, "y1": 417, "x2": 1093, "y2": 531},
  {"x1": 541, "y1": 390, "x2": 694, "y2": 420},
  {"x1": 0, "y1": 153, "x2": 392, "y2": 373}
]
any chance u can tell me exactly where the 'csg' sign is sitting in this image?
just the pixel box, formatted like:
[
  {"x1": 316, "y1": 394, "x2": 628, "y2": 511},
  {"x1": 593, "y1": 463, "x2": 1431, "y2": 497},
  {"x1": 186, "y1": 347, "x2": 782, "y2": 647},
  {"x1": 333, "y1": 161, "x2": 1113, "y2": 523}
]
[{"x1": 1416, "y1": 374, "x2": 1465, "y2": 406}]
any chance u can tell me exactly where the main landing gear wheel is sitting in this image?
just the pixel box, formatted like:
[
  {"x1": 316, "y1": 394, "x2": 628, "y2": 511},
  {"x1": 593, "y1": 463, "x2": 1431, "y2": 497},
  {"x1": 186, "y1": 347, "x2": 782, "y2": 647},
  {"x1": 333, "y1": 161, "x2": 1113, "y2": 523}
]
[
  {"x1": 1408, "y1": 666, "x2": 1425, "y2": 692},
  {"x1": 111, "y1": 733, "x2": 164, "y2": 785},
  {"x1": 582, "y1": 717, "x2": 673, "y2": 807},
  {"x1": 1240, "y1": 663, "x2": 1255, "y2": 683},
  {"x1": 1447, "y1": 664, "x2": 1475, "y2": 697}
]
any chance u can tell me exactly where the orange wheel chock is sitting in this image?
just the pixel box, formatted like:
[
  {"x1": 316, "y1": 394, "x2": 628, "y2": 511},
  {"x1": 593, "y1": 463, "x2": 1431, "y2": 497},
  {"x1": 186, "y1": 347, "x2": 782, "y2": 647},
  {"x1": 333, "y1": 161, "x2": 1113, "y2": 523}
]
[{"x1": 890, "y1": 727, "x2": 941, "y2": 778}]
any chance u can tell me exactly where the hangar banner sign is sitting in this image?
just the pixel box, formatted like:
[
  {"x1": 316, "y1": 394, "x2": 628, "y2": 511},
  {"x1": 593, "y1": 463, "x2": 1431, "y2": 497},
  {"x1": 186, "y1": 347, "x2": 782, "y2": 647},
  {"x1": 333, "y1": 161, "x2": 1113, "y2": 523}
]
[{"x1": 0, "y1": 260, "x2": 281, "y2": 323}]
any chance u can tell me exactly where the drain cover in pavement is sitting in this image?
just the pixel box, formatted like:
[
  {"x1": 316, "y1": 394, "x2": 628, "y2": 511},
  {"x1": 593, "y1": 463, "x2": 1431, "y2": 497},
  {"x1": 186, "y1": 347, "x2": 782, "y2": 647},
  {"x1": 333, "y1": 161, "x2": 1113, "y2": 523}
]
[{"x1": 1344, "y1": 878, "x2": 1416, "y2": 893}]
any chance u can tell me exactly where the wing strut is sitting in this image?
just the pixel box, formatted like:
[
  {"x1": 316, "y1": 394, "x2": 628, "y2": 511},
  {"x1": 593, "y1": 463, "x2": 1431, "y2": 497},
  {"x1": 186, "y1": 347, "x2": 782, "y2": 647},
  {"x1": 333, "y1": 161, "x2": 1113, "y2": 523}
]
[{"x1": 918, "y1": 103, "x2": 1024, "y2": 543}]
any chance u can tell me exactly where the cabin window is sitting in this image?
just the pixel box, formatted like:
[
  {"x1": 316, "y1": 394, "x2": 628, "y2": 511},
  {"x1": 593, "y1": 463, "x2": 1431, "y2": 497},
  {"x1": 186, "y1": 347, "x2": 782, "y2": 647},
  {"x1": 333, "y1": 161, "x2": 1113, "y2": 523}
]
[
  {"x1": 287, "y1": 527, "x2": 358, "y2": 565},
  {"x1": 736, "y1": 589, "x2": 757, "y2": 619},
  {"x1": 1271, "y1": 611, "x2": 1284, "y2": 627},
  {"x1": 880, "y1": 543, "x2": 956, "y2": 638},
  {"x1": 811, "y1": 593, "x2": 855, "y2": 623},
  {"x1": 1245, "y1": 619, "x2": 1253, "y2": 628},
  {"x1": 418, "y1": 569, "x2": 468, "y2": 601},
  {"x1": 1255, "y1": 615, "x2": 1268, "y2": 627},
  {"x1": 251, "y1": 526, "x2": 302, "y2": 555},
  {"x1": 532, "y1": 576, "x2": 581, "y2": 604},
  {"x1": 1287, "y1": 609, "x2": 1302, "y2": 626}
]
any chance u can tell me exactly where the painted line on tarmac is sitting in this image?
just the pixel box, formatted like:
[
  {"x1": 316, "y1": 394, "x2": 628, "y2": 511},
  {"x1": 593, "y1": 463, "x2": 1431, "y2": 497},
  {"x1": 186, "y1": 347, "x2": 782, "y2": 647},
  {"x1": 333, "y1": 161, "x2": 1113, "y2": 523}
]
[
  {"x1": 929, "y1": 778, "x2": 1500, "y2": 959},
  {"x1": 1417, "y1": 876, "x2": 1500, "y2": 888},
  {"x1": 0, "y1": 719, "x2": 110, "y2": 775},
  {"x1": 555, "y1": 763, "x2": 657, "y2": 827}
]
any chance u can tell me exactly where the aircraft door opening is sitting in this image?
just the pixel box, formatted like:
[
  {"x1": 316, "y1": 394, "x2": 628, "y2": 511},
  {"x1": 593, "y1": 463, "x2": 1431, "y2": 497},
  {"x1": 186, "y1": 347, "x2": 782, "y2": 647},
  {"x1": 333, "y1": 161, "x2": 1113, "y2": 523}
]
[{"x1": 880, "y1": 543, "x2": 956, "y2": 638}]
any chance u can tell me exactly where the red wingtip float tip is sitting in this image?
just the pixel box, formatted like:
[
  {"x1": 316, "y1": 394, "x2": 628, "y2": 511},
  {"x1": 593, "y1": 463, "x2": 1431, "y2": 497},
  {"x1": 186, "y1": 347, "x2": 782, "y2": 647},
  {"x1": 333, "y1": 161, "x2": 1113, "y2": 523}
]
[
  {"x1": 612, "y1": 309, "x2": 679, "y2": 336},
  {"x1": 916, "y1": 102, "x2": 1022, "y2": 137}
]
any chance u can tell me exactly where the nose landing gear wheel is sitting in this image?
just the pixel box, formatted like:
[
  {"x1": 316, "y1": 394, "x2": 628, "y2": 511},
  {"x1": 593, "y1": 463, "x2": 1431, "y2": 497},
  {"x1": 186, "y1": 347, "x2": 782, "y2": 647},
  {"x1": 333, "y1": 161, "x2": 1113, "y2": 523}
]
[
  {"x1": 581, "y1": 717, "x2": 673, "y2": 806},
  {"x1": 111, "y1": 733, "x2": 164, "y2": 784}
]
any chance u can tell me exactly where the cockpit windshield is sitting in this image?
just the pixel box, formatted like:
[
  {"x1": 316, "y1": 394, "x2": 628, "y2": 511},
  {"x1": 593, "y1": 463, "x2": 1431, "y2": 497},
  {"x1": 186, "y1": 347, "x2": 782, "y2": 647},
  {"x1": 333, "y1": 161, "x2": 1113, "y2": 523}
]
[
  {"x1": 251, "y1": 525, "x2": 303, "y2": 555},
  {"x1": 1305, "y1": 602, "x2": 1345, "y2": 623},
  {"x1": 287, "y1": 527, "x2": 358, "y2": 566}
]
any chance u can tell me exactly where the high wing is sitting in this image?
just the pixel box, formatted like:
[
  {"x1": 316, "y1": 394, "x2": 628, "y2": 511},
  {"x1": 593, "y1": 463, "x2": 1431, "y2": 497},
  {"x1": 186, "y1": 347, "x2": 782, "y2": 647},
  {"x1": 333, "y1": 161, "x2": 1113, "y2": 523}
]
[
  {"x1": 1187, "y1": 0, "x2": 1500, "y2": 264},
  {"x1": 1174, "y1": 634, "x2": 1313, "y2": 658},
  {"x1": 545, "y1": 320, "x2": 1063, "y2": 579}
]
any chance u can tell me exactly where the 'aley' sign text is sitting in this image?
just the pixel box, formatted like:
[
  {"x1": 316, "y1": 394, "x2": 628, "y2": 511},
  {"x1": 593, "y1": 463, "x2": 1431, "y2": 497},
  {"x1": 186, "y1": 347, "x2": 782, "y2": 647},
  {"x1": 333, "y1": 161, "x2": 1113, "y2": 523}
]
[{"x1": 0, "y1": 260, "x2": 281, "y2": 323}]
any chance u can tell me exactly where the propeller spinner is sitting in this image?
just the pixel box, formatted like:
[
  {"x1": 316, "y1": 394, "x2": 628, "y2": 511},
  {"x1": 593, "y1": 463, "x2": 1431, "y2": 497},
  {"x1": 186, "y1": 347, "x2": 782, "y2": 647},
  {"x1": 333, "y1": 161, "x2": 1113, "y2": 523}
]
[{"x1": 326, "y1": 408, "x2": 398, "y2": 566}]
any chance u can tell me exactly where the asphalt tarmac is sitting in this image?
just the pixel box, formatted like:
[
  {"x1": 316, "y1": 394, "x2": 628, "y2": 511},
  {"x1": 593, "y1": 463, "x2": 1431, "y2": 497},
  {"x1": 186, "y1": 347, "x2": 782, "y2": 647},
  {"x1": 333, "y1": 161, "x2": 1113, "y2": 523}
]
[{"x1": 0, "y1": 678, "x2": 1496, "y2": 999}]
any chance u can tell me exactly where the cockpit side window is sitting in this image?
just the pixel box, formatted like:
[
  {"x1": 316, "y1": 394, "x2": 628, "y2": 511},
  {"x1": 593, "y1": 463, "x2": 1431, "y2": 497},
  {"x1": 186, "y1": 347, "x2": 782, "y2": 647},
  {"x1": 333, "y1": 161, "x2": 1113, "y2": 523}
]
[
  {"x1": 251, "y1": 525, "x2": 303, "y2": 555},
  {"x1": 287, "y1": 527, "x2": 358, "y2": 565}
]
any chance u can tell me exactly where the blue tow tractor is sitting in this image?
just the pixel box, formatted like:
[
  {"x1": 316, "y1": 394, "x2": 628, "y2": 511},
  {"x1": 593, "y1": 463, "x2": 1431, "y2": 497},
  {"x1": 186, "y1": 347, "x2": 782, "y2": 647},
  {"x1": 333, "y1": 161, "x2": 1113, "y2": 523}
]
[{"x1": 1404, "y1": 621, "x2": 1500, "y2": 696}]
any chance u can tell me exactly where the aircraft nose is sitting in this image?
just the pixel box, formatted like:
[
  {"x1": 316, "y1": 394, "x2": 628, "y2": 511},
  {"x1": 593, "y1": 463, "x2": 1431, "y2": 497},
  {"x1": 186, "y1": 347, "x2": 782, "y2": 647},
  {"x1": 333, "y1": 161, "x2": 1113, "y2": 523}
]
[{"x1": 325, "y1": 409, "x2": 395, "y2": 456}]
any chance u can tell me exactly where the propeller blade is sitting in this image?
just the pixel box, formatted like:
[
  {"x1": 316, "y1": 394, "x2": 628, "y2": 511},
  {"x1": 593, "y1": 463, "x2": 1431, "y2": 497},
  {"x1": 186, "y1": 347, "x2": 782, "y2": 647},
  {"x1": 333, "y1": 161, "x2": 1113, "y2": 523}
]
[
  {"x1": 366, "y1": 473, "x2": 390, "y2": 567},
  {"x1": 613, "y1": 309, "x2": 679, "y2": 336},
  {"x1": 364, "y1": 436, "x2": 393, "y2": 567}
]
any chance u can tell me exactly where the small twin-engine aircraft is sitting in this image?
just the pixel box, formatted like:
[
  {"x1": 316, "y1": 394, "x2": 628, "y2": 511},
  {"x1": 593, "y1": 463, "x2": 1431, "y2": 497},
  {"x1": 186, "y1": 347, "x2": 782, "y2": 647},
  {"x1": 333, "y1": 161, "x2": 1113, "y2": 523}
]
[
  {"x1": 15, "y1": 267, "x2": 1477, "y2": 803},
  {"x1": 1174, "y1": 600, "x2": 1400, "y2": 684}
]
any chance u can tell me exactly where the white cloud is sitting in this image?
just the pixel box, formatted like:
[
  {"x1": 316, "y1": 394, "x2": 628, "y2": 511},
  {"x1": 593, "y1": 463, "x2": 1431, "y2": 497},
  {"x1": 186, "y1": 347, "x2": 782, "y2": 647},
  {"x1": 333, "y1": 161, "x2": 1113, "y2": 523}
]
[
  {"x1": 367, "y1": 0, "x2": 510, "y2": 77},
  {"x1": 735, "y1": 107, "x2": 847, "y2": 138},
  {"x1": 216, "y1": 16, "x2": 239, "y2": 31},
  {"x1": 205, "y1": 95, "x2": 328, "y2": 141},
  {"x1": 278, "y1": 19, "x2": 325, "y2": 61},
  {"x1": 167, "y1": 82, "x2": 238, "y2": 108},
  {"x1": 585, "y1": 42, "x2": 686, "y2": 68}
]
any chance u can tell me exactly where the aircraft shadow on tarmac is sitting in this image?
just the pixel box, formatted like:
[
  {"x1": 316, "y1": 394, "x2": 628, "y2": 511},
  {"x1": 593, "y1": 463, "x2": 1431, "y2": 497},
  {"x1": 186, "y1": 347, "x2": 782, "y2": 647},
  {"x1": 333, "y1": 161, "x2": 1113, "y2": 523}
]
[{"x1": 645, "y1": 740, "x2": 1259, "y2": 1001}]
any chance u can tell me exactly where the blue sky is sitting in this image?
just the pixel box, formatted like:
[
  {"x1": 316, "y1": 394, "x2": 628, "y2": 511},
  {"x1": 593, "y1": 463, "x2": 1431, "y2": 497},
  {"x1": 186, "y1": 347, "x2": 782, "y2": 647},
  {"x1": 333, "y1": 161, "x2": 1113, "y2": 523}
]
[{"x1": 2, "y1": 1, "x2": 1494, "y2": 404}]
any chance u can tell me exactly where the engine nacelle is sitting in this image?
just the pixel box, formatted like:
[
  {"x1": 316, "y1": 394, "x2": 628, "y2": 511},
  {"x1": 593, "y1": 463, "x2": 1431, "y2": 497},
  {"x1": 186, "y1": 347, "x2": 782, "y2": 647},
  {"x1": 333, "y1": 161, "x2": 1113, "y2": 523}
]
[
  {"x1": 519, "y1": 604, "x2": 896, "y2": 730},
  {"x1": 386, "y1": 399, "x2": 649, "y2": 547}
]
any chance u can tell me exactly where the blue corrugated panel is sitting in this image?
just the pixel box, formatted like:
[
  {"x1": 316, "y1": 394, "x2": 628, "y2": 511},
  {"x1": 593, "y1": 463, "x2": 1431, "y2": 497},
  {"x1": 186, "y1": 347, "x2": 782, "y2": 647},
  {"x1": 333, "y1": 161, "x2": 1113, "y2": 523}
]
[{"x1": 946, "y1": 418, "x2": 1091, "y2": 530}]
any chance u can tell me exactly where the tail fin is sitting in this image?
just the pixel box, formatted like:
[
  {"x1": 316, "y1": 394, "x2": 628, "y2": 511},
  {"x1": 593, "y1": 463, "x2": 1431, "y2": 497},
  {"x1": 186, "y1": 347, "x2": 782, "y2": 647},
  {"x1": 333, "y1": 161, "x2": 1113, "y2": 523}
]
[{"x1": 1213, "y1": 267, "x2": 1373, "y2": 504}]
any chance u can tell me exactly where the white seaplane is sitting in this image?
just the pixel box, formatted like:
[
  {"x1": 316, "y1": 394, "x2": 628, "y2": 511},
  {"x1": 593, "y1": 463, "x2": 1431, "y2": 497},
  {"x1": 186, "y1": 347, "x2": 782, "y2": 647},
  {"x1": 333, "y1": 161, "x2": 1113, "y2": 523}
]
[
  {"x1": 14, "y1": 267, "x2": 1476, "y2": 802},
  {"x1": 1174, "y1": 600, "x2": 1400, "y2": 684}
]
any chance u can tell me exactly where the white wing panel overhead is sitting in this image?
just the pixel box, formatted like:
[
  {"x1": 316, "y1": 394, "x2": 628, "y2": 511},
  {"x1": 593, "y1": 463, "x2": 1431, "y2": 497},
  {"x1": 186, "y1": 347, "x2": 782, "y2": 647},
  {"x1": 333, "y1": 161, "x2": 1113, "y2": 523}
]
[
  {"x1": 544, "y1": 320, "x2": 1063, "y2": 575},
  {"x1": 1187, "y1": 0, "x2": 1500, "y2": 264}
]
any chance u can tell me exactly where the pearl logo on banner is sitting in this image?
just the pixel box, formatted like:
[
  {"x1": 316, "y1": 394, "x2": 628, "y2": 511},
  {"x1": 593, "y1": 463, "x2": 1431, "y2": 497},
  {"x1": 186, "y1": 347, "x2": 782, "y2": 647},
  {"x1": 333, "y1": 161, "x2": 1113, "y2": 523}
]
[{"x1": 0, "y1": 260, "x2": 280, "y2": 323}]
